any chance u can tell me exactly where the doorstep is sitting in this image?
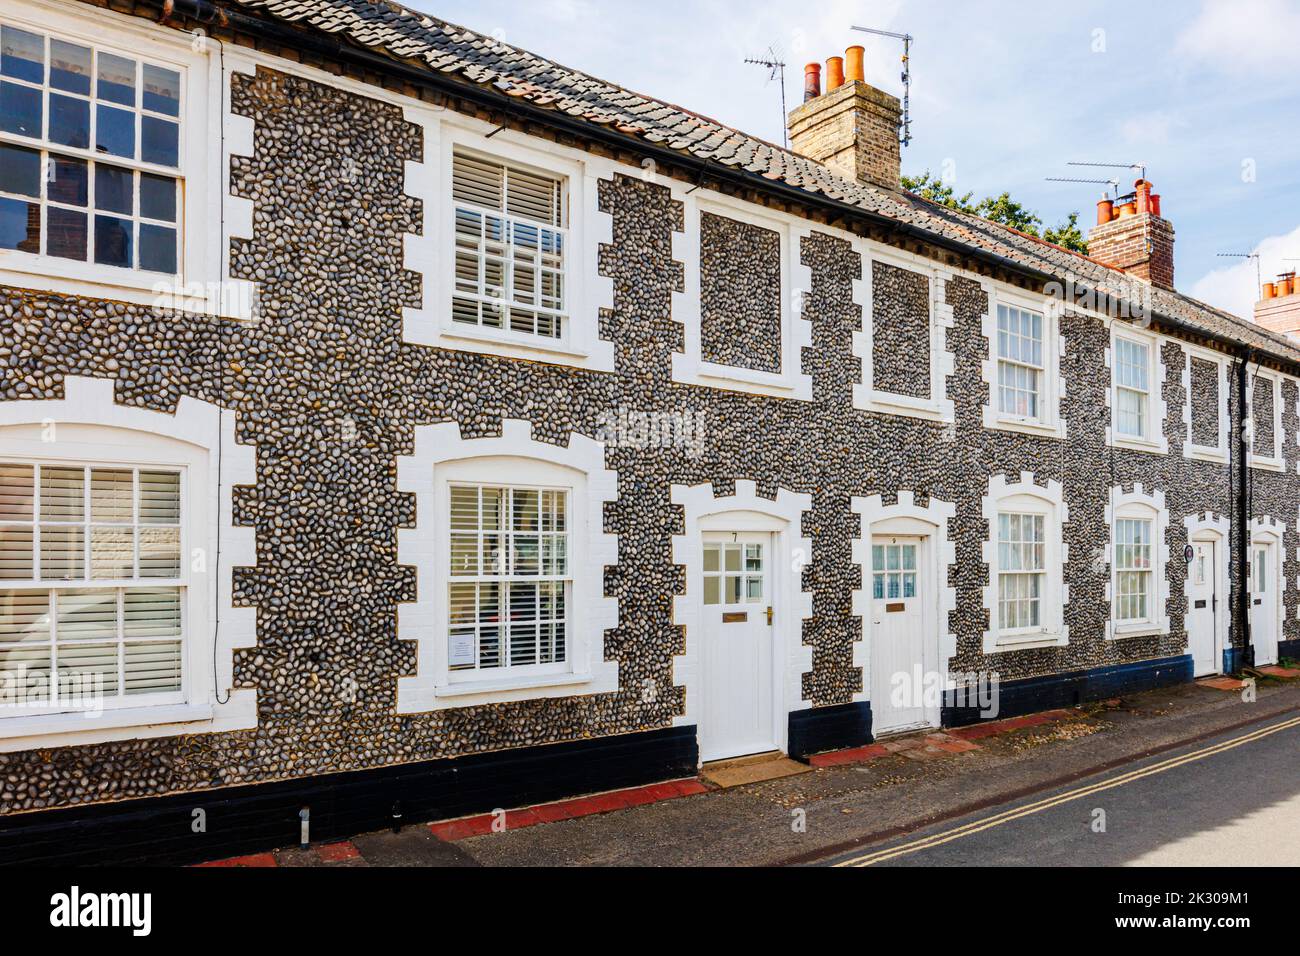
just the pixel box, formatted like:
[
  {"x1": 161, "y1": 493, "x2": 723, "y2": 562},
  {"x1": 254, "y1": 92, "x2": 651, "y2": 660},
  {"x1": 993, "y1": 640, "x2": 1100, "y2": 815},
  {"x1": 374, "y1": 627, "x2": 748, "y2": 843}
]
[
  {"x1": 700, "y1": 752, "x2": 813, "y2": 789},
  {"x1": 1256, "y1": 665, "x2": 1300, "y2": 681},
  {"x1": 1198, "y1": 676, "x2": 1249, "y2": 691}
]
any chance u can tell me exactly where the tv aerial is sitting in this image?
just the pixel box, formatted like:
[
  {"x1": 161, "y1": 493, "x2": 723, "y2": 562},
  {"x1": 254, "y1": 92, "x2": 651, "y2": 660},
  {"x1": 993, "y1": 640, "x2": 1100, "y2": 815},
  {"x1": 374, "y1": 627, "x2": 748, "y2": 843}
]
[
  {"x1": 744, "y1": 46, "x2": 789, "y2": 148},
  {"x1": 850, "y1": 25, "x2": 913, "y2": 146}
]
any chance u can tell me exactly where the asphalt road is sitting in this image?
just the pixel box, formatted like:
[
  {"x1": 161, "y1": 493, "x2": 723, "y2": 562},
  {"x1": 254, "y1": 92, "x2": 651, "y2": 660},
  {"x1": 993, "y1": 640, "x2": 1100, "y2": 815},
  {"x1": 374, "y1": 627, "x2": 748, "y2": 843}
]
[{"x1": 819, "y1": 713, "x2": 1300, "y2": 867}]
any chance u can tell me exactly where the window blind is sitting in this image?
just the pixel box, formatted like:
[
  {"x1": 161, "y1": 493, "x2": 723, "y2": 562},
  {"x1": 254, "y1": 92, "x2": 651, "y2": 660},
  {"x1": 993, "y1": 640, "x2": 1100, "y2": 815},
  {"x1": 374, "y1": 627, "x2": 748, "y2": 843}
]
[
  {"x1": 0, "y1": 461, "x2": 184, "y2": 712},
  {"x1": 451, "y1": 149, "x2": 566, "y2": 340}
]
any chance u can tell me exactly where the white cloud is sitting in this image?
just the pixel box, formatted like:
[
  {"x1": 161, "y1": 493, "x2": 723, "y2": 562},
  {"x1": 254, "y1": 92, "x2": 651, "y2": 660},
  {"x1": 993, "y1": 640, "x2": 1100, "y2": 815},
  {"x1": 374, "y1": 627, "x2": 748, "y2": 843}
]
[
  {"x1": 1119, "y1": 111, "x2": 1182, "y2": 146},
  {"x1": 1174, "y1": 0, "x2": 1300, "y2": 76},
  {"x1": 1187, "y1": 223, "x2": 1300, "y2": 319}
]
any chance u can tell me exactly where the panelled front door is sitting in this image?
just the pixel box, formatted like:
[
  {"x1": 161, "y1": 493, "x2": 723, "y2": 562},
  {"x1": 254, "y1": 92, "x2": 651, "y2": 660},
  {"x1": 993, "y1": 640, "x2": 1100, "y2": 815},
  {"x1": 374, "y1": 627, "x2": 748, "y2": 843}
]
[
  {"x1": 700, "y1": 533, "x2": 775, "y2": 762},
  {"x1": 1186, "y1": 539, "x2": 1220, "y2": 677},
  {"x1": 1251, "y1": 538, "x2": 1279, "y2": 666},
  {"x1": 870, "y1": 535, "x2": 934, "y2": 734}
]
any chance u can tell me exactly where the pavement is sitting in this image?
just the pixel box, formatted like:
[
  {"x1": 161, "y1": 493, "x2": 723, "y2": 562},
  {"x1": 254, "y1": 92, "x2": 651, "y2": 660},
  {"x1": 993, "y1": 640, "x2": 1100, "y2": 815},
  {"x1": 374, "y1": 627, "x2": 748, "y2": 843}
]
[{"x1": 201, "y1": 672, "x2": 1300, "y2": 867}]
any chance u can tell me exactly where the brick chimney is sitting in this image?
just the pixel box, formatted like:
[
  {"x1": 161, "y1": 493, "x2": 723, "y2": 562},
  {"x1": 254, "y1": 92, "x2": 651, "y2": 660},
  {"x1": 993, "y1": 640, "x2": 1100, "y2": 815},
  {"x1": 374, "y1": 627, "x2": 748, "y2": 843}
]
[
  {"x1": 787, "y1": 47, "x2": 902, "y2": 192},
  {"x1": 1087, "y1": 179, "x2": 1175, "y2": 288},
  {"x1": 1255, "y1": 274, "x2": 1300, "y2": 339}
]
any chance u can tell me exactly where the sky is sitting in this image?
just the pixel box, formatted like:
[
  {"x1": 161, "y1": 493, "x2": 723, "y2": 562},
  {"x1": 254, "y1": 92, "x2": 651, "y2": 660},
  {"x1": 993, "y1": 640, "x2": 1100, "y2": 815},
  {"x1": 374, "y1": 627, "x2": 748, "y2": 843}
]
[{"x1": 418, "y1": 0, "x2": 1300, "y2": 321}]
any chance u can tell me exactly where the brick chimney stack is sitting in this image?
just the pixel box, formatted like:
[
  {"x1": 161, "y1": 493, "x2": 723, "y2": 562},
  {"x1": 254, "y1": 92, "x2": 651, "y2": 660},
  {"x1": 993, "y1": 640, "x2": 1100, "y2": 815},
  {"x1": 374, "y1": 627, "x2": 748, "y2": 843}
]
[
  {"x1": 787, "y1": 47, "x2": 902, "y2": 192},
  {"x1": 1087, "y1": 179, "x2": 1176, "y2": 289},
  {"x1": 1255, "y1": 274, "x2": 1300, "y2": 339}
]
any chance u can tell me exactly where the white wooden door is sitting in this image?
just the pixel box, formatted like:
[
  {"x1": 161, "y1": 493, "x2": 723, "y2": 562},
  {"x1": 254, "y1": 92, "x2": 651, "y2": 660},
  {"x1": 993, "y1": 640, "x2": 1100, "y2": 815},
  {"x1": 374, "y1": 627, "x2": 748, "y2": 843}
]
[
  {"x1": 870, "y1": 535, "x2": 934, "y2": 734},
  {"x1": 700, "y1": 533, "x2": 775, "y2": 762},
  {"x1": 1186, "y1": 540, "x2": 1219, "y2": 677},
  {"x1": 1251, "y1": 539, "x2": 1279, "y2": 666}
]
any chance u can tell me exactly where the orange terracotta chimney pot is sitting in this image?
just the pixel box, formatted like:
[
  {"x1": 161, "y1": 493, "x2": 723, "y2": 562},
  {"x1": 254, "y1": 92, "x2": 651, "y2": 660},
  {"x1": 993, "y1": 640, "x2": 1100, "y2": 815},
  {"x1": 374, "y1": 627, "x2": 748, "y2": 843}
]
[
  {"x1": 1096, "y1": 198, "x2": 1114, "y2": 225},
  {"x1": 1149, "y1": 193, "x2": 1162, "y2": 217},
  {"x1": 1134, "y1": 179, "x2": 1153, "y2": 215},
  {"x1": 1280, "y1": 276, "x2": 1296, "y2": 297},
  {"x1": 803, "y1": 62, "x2": 822, "y2": 101},
  {"x1": 845, "y1": 45, "x2": 865, "y2": 83},
  {"x1": 1263, "y1": 282, "x2": 1277, "y2": 300},
  {"x1": 826, "y1": 55, "x2": 845, "y2": 92}
]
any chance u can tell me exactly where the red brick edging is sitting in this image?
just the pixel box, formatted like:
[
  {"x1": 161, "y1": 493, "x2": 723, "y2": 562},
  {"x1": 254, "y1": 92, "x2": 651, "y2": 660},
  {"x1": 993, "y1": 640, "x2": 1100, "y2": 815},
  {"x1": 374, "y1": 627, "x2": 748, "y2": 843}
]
[{"x1": 429, "y1": 778, "x2": 708, "y2": 842}]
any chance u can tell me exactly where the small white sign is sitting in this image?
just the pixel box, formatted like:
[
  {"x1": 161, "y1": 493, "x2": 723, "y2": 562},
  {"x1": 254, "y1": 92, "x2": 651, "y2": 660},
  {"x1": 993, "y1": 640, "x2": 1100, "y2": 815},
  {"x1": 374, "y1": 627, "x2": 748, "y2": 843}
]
[{"x1": 449, "y1": 632, "x2": 476, "y2": 668}]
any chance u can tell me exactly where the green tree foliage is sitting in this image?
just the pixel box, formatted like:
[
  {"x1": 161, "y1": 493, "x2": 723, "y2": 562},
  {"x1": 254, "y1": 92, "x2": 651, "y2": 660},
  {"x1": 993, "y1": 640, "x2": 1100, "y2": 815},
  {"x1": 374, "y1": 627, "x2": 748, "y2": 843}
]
[{"x1": 901, "y1": 171, "x2": 1089, "y2": 254}]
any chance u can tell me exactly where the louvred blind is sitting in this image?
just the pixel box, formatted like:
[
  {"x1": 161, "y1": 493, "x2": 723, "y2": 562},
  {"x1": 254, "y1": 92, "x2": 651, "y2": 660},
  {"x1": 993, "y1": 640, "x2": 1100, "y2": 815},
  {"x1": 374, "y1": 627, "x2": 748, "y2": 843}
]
[{"x1": 0, "y1": 461, "x2": 185, "y2": 713}]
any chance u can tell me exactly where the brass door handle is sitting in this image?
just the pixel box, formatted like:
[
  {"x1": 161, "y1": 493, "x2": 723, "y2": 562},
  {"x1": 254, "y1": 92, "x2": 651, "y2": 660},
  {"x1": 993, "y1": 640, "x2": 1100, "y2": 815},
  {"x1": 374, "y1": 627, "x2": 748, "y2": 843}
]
[{"x1": 766, "y1": 606, "x2": 774, "y2": 626}]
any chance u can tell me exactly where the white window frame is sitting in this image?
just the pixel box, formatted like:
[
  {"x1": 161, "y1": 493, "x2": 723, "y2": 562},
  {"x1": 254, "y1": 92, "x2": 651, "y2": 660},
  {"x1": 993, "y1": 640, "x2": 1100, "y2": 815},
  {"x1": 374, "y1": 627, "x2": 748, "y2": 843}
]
[
  {"x1": 395, "y1": 420, "x2": 618, "y2": 713},
  {"x1": 443, "y1": 476, "x2": 572, "y2": 682},
  {"x1": 0, "y1": 456, "x2": 189, "y2": 717},
  {"x1": 421, "y1": 120, "x2": 607, "y2": 369},
  {"x1": 672, "y1": 190, "x2": 813, "y2": 400},
  {"x1": 982, "y1": 288, "x2": 1065, "y2": 439},
  {"x1": 1108, "y1": 323, "x2": 1167, "y2": 454},
  {"x1": 981, "y1": 474, "x2": 1068, "y2": 652},
  {"x1": 1182, "y1": 344, "x2": 1230, "y2": 464},
  {"x1": 1247, "y1": 367, "x2": 1285, "y2": 472},
  {"x1": 0, "y1": 376, "x2": 256, "y2": 750},
  {"x1": 0, "y1": 0, "x2": 231, "y2": 313},
  {"x1": 857, "y1": 246, "x2": 956, "y2": 423},
  {"x1": 1106, "y1": 485, "x2": 1170, "y2": 640}
]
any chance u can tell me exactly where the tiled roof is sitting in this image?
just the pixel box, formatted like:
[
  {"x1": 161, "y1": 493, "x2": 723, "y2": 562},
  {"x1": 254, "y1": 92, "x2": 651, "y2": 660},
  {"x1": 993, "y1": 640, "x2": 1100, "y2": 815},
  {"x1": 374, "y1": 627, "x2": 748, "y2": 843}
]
[{"x1": 230, "y1": 0, "x2": 1300, "y2": 365}]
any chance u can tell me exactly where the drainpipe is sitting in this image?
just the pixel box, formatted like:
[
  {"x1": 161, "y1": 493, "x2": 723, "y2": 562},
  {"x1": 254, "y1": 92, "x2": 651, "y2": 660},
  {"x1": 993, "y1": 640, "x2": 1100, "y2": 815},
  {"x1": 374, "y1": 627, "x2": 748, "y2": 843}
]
[{"x1": 1236, "y1": 348, "x2": 1253, "y2": 672}]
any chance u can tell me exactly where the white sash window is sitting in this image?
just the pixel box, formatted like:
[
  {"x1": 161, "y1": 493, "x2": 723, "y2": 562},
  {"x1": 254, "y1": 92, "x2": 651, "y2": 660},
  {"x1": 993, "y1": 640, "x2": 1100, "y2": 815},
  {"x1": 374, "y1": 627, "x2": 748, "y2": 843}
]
[
  {"x1": 446, "y1": 483, "x2": 570, "y2": 675},
  {"x1": 451, "y1": 149, "x2": 567, "y2": 340},
  {"x1": 0, "y1": 460, "x2": 185, "y2": 715},
  {"x1": 0, "y1": 20, "x2": 183, "y2": 275},
  {"x1": 996, "y1": 304, "x2": 1044, "y2": 420}
]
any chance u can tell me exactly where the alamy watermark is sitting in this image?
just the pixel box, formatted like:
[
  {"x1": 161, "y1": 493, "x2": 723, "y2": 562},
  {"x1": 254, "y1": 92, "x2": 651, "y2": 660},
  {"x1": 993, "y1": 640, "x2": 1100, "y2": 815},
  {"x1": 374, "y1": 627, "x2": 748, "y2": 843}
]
[{"x1": 596, "y1": 407, "x2": 707, "y2": 459}]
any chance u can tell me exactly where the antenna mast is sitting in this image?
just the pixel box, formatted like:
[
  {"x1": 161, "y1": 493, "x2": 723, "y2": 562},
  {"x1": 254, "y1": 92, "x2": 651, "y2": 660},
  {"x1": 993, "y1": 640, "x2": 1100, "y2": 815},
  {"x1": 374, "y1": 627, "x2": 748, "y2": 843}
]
[
  {"x1": 744, "y1": 47, "x2": 789, "y2": 148},
  {"x1": 1217, "y1": 252, "x2": 1262, "y2": 292},
  {"x1": 850, "y1": 25, "x2": 913, "y2": 146}
]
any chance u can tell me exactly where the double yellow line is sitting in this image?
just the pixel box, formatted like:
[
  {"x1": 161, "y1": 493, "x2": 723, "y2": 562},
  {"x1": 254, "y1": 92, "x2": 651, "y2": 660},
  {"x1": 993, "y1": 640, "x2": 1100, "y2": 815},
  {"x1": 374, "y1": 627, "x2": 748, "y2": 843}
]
[{"x1": 834, "y1": 714, "x2": 1300, "y2": 867}]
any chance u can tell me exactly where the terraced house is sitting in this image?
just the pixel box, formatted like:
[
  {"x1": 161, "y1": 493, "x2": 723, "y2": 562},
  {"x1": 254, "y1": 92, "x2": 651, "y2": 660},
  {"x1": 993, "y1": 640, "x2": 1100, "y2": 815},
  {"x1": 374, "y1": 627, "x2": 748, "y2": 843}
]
[{"x1": 0, "y1": 0, "x2": 1297, "y2": 864}]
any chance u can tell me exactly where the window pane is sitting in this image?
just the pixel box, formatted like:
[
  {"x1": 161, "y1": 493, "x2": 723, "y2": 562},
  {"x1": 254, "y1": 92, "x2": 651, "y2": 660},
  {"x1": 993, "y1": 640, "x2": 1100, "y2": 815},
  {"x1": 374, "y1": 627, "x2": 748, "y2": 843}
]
[
  {"x1": 123, "y1": 640, "x2": 181, "y2": 695},
  {"x1": 138, "y1": 471, "x2": 179, "y2": 524},
  {"x1": 48, "y1": 155, "x2": 88, "y2": 206},
  {"x1": 39, "y1": 525, "x2": 83, "y2": 579},
  {"x1": 49, "y1": 39, "x2": 91, "y2": 95},
  {"x1": 40, "y1": 466, "x2": 84, "y2": 520},
  {"x1": 138, "y1": 527, "x2": 179, "y2": 578},
  {"x1": 95, "y1": 104, "x2": 135, "y2": 158},
  {"x1": 47, "y1": 207, "x2": 87, "y2": 261},
  {"x1": 123, "y1": 587, "x2": 181, "y2": 638},
  {"x1": 139, "y1": 173, "x2": 176, "y2": 222},
  {"x1": 91, "y1": 469, "x2": 132, "y2": 522},
  {"x1": 0, "y1": 27, "x2": 44, "y2": 84},
  {"x1": 703, "y1": 575, "x2": 720, "y2": 605},
  {"x1": 48, "y1": 93, "x2": 90, "y2": 148},
  {"x1": 142, "y1": 64, "x2": 180, "y2": 116},
  {"x1": 96, "y1": 52, "x2": 135, "y2": 106},
  {"x1": 57, "y1": 588, "x2": 117, "y2": 639},
  {"x1": 90, "y1": 526, "x2": 133, "y2": 578},
  {"x1": 141, "y1": 116, "x2": 178, "y2": 167},
  {"x1": 0, "y1": 464, "x2": 34, "y2": 520},
  {"x1": 138, "y1": 224, "x2": 176, "y2": 274},
  {"x1": 0, "y1": 196, "x2": 39, "y2": 252},
  {"x1": 0, "y1": 527, "x2": 33, "y2": 580},
  {"x1": 703, "y1": 545, "x2": 720, "y2": 573},
  {"x1": 0, "y1": 589, "x2": 49, "y2": 641},
  {"x1": 94, "y1": 214, "x2": 133, "y2": 267},
  {"x1": 0, "y1": 80, "x2": 41, "y2": 137},
  {"x1": 94, "y1": 164, "x2": 133, "y2": 214},
  {"x1": 0, "y1": 143, "x2": 40, "y2": 197}
]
